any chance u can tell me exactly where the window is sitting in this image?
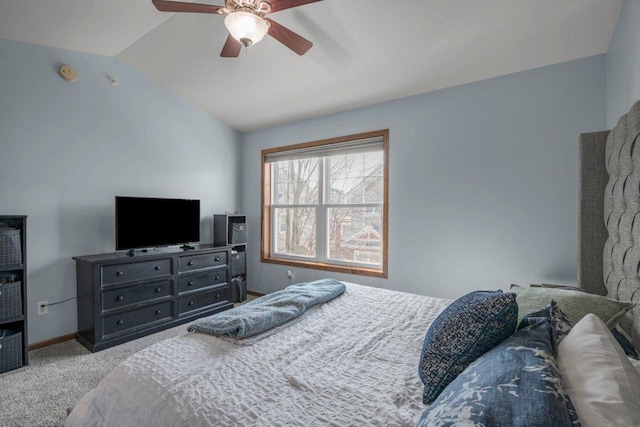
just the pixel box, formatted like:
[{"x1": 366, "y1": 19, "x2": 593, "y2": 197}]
[{"x1": 261, "y1": 130, "x2": 388, "y2": 277}]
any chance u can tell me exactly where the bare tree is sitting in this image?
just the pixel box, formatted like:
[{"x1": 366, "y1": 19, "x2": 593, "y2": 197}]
[
  {"x1": 277, "y1": 158, "x2": 318, "y2": 256},
  {"x1": 274, "y1": 152, "x2": 383, "y2": 263}
]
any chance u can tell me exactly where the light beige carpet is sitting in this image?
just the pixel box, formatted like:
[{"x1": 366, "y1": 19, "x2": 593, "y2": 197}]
[
  {"x1": 0, "y1": 323, "x2": 191, "y2": 427},
  {"x1": 0, "y1": 296, "x2": 257, "y2": 427}
]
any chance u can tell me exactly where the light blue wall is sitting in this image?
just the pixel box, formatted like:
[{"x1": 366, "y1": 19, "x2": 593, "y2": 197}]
[
  {"x1": 607, "y1": 0, "x2": 640, "y2": 127},
  {"x1": 0, "y1": 31, "x2": 617, "y2": 343},
  {"x1": 242, "y1": 55, "x2": 607, "y2": 299},
  {"x1": 0, "y1": 39, "x2": 242, "y2": 344}
]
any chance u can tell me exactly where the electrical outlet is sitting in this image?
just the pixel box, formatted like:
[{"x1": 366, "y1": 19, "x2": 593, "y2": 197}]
[
  {"x1": 287, "y1": 270, "x2": 295, "y2": 283},
  {"x1": 37, "y1": 301, "x2": 48, "y2": 316}
]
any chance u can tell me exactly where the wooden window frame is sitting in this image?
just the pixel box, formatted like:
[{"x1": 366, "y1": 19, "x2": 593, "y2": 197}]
[{"x1": 261, "y1": 129, "x2": 389, "y2": 278}]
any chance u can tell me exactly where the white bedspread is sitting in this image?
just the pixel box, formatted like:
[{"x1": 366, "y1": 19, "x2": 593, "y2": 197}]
[{"x1": 66, "y1": 283, "x2": 450, "y2": 426}]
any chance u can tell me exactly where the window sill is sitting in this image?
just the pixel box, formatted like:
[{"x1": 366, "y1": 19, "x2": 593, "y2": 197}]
[{"x1": 261, "y1": 256, "x2": 387, "y2": 278}]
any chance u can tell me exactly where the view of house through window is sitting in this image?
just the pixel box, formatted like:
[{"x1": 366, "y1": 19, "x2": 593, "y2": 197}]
[{"x1": 262, "y1": 130, "x2": 388, "y2": 277}]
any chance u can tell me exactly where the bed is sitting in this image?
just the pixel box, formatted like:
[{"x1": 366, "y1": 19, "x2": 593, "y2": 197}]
[
  {"x1": 66, "y1": 283, "x2": 448, "y2": 426},
  {"x1": 66, "y1": 101, "x2": 640, "y2": 426}
]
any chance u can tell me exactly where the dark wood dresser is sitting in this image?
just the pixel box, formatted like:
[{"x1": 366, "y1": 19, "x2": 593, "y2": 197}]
[{"x1": 73, "y1": 244, "x2": 232, "y2": 352}]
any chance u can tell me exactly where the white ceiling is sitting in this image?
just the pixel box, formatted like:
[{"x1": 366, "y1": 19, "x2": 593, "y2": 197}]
[{"x1": 0, "y1": 0, "x2": 624, "y2": 132}]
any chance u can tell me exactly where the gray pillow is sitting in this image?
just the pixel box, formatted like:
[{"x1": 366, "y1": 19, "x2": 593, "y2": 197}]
[{"x1": 510, "y1": 285, "x2": 635, "y2": 329}]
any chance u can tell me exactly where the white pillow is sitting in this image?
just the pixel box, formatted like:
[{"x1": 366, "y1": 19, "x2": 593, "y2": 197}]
[{"x1": 558, "y1": 313, "x2": 640, "y2": 427}]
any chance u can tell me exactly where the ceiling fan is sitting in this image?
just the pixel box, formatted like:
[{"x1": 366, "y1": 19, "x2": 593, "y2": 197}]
[{"x1": 152, "y1": 0, "x2": 322, "y2": 57}]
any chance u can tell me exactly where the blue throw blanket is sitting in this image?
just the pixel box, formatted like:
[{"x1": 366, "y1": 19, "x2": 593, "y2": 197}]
[{"x1": 187, "y1": 279, "x2": 346, "y2": 339}]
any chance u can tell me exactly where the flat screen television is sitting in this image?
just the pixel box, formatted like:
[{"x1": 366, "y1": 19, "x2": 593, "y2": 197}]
[{"x1": 115, "y1": 196, "x2": 200, "y2": 251}]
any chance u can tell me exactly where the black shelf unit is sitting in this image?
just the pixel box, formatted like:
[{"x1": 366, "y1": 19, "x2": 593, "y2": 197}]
[
  {"x1": 214, "y1": 214, "x2": 247, "y2": 303},
  {"x1": 0, "y1": 215, "x2": 28, "y2": 374}
]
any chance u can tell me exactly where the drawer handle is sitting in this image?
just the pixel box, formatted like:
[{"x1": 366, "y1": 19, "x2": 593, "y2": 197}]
[
  {"x1": 239, "y1": 225, "x2": 244, "y2": 231},
  {"x1": 188, "y1": 301, "x2": 194, "y2": 306},
  {"x1": 0, "y1": 344, "x2": 2, "y2": 350},
  {"x1": 154, "y1": 265, "x2": 161, "y2": 271},
  {"x1": 155, "y1": 310, "x2": 162, "y2": 315},
  {"x1": 187, "y1": 261, "x2": 194, "y2": 266},
  {"x1": 116, "y1": 295, "x2": 124, "y2": 302},
  {"x1": 215, "y1": 294, "x2": 220, "y2": 298},
  {"x1": 215, "y1": 257, "x2": 220, "y2": 262},
  {"x1": 215, "y1": 276, "x2": 220, "y2": 280},
  {"x1": 155, "y1": 287, "x2": 162, "y2": 293},
  {"x1": 116, "y1": 320, "x2": 124, "y2": 325},
  {"x1": 116, "y1": 271, "x2": 124, "y2": 277},
  {"x1": 188, "y1": 281, "x2": 194, "y2": 287}
]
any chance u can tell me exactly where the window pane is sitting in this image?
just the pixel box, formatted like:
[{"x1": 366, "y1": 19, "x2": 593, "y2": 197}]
[
  {"x1": 274, "y1": 159, "x2": 319, "y2": 205},
  {"x1": 328, "y1": 152, "x2": 383, "y2": 204},
  {"x1": 274, "y1": 207, "x2": 316, "y2": 257},
  {"x1": 328, "y1": 207, "x2": 382, "y2": 265}
]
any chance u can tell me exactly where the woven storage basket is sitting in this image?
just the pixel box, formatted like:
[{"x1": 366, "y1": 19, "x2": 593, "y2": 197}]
[
  {"x1": 0, "y1": 281, "x2": 22, "y2": 320},
  {"x1": 0, "y1": 331, "x2": 22, "y2": 373},
  {"x1": 230, "y1": 276, "x2": 246, "y2": 303},
  {"x1": 0, "y1": 229, "x2": 22, "y2": 266},
  {"x1": 229, "y1": 223, "x2": 246, "y2": 244},
  {"x1": 231, "y1": 251, "x2": 246, "y2": 276}
]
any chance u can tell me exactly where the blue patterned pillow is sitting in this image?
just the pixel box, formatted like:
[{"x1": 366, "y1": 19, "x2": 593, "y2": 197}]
[
  {"x1": 416, "y1": 304, "x2": 580, "y2": 427},
  {"x1": 518, "y1": 300, "x2": 573, "y2": 347},
  {"x1": 419, "y1": 290, "x2": 517, "y2": 404}
]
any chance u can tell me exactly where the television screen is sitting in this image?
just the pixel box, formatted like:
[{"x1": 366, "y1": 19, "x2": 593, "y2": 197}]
[{"x1": 115, "y1": 196, "x2": 200, "y2": 250}]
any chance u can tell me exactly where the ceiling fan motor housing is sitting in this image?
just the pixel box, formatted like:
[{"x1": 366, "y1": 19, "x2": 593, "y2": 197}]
[{"x1": 223, "y1": 0, "x2": 272, "y2": 16}]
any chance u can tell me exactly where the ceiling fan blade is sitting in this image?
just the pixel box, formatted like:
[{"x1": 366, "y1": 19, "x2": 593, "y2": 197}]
[
  {"x1": 220, "y1": 34, "x2": 242, "y2": 57},
  {"x1": 152, "y1": 0, "x2": 223, "y2": 14},
  {"x1": 268, "y1": 0, "x2": 322, "y2": 13},
  {"x1": 266, "y1": 19, "x2": 313, "y2": 55}
]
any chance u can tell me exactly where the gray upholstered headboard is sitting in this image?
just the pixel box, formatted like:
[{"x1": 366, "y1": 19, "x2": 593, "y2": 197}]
[{"x1": 579, "y1": 100, "x2": 640, "y2": 347}]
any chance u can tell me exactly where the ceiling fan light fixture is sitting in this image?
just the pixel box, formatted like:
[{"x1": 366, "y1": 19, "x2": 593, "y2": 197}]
[{"x1": 224, "y1": 11, "x2": 268, "y2": 47}]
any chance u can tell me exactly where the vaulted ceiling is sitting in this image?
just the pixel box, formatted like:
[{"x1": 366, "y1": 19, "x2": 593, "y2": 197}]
[{"x1": 0, "y1": 0, "x2": 623, "y2": 132}]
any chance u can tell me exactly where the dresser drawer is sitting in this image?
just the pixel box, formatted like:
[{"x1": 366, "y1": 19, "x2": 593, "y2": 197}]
[
  {"x1": 178, "y1": 271, "x2": 226, "y2": 294},
  {"x1": 102, "y1": 301, "x2": 171, "y2": 337},
  {"x1": 179, "y1": 252, "x2": 227, "y2": 273},
  {"x1": 101, "y1": 259, "x2": 171, "y2": 286},
  {"x1": 179, "y1": 286, "x2": 229, "y2": 315},
  {"x1": 102, "y1": 279, "x2": 172, "y2": 312}
]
